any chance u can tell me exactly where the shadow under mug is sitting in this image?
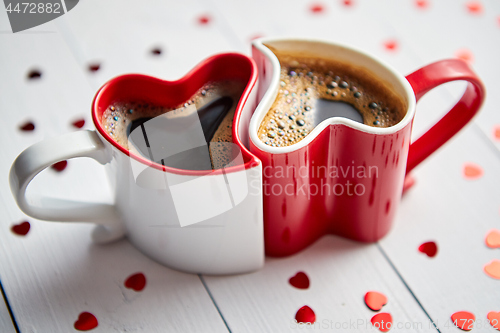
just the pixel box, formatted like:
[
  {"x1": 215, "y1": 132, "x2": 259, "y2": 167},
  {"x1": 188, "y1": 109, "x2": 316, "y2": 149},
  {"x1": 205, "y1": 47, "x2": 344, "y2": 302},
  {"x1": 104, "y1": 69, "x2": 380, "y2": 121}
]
[
  {"x1": 9, "y1": 53, "x2": 264, "y2": 275},
  {"x1": 249, "y1": 38, "x2": 485, "y2": 257}
]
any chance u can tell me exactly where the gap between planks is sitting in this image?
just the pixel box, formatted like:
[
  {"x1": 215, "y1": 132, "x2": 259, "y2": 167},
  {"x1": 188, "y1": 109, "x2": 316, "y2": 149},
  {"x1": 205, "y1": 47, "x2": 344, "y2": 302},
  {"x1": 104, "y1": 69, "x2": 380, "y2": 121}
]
[{"x1": 0, "y1": 279, "x2": 20, "y2": 333}]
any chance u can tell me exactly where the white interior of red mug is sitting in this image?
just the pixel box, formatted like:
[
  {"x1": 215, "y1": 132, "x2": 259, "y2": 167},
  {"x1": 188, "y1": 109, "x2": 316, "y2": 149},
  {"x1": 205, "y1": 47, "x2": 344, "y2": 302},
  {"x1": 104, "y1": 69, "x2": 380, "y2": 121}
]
[{"x1": 249, "y1": 37, "x2": 417, "y2": 153}]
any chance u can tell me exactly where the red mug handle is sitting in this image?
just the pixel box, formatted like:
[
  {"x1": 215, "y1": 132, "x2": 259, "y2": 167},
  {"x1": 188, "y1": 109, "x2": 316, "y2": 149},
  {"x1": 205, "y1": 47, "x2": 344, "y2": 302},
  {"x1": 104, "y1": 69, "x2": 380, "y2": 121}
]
[{"x1": 405, "y1": 59, "x2": 485, "y2": 174}]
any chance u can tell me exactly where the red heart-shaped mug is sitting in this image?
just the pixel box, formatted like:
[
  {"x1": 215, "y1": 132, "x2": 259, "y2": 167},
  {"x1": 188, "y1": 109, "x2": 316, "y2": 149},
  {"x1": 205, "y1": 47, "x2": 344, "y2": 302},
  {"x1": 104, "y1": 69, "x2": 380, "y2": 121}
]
[{"x1": 249, "y1": 38, "x2": 485, "y2": 257}]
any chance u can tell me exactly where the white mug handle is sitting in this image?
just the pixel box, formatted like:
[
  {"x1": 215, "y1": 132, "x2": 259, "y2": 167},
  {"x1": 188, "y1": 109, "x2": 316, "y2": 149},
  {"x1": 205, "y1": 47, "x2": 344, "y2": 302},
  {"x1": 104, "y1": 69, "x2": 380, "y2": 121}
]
[{"x1": 9, "y1": 130, "x2": 125, "y2": 243}]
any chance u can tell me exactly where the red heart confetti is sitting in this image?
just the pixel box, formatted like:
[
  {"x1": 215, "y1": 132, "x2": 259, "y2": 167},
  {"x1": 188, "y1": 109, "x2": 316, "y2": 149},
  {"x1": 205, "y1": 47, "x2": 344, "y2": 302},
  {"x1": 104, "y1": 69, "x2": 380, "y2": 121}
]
[
  {"x1": 198, "y1": 15, "x2": 211, "y2": 25},
  {"x1": 451, "y1": 311, "x2": 475, "y2": 331},
  {"x1": 151, "y1": 47, "x2": 162, "y2": 56},
  {"x1": 493, "y1": 125, "x2": 500, "y2": 141},
  {"x1": 289, "y1": 272, "x2": 310, "y2": 289},
  {"x1": 383, "y1": 40, "x2": 398, "y2": 52},
  {"x1": 466, "y1": 1, "x2": 483, "y2": 14},
  {"x1": 463, "y1": 162, "x2": 483, "y2": 180},
  {"x1": 19, "y1": 121, "x2": 35, "y2": 131},
  {"x1": 485, "y1": 229, "x2": 500, "y2": 248},
  {"x1": 124, "y1": 272, "x2": 147, "y2": 292},
  {"x1": 371, "y1": 313, "x2": 392, "y2": 332},
  {"x1": 418, "y1": 241, "x2": 438, "y2": 258},
  {"x1": 249, "y1": 34, "x2": 265, "y2": 41},
  {"x1": 415, "y1": 0, "x2": 429, "y2": 9},
  {"x1": 364, "y1": 291, "x2": 388, "y2": 311},
  {"x1": 455, "y1": 49, "x2": 474, "y2": 64},
  {"x1": 51, "y1": 160, "x2": 68, "y2": 172},
  {"x1": 295, "y1": 305, "x2": 316, "y2": 324},
  {"x1": 88, "y1": 63, "x2": 100, "y2": 72},
  {"x1": 487, "y1": 311, "x2": 500, "y2": 331},
  {"x1": 27, "y1": 69, "x2": 42, "y2": 80},
  {"x1": 72, "y1": 118, "x2": 85, "y2": 129},
  {"x1": 11, "y1": 221, "x2": 30, "y2": 236},
  {"x1": 342, "y1": 0, "x2": 353, "y2": 7},
  {"x1": 310, "y1": 3, "x2": 325, "y2": 13},
  {"x1": 74, "y1": 312, "x2": 98, "y2": 331},
  {"x1": 484, "y1": 260, "x2": 500, "y2": 279},
  {"x1": 402, "y1": 175, "x2": 416, "y2": 194}
]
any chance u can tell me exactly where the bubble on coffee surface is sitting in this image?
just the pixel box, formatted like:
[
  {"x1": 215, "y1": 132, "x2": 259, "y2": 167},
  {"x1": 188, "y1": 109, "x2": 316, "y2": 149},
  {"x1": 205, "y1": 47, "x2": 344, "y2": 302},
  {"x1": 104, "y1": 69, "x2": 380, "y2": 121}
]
[
  {"x1": 101, "y1": 80, "x2": 246, "y2": 170},
  {"x1": 257, "y1": 53, "x2": 405, "y2": 147}
]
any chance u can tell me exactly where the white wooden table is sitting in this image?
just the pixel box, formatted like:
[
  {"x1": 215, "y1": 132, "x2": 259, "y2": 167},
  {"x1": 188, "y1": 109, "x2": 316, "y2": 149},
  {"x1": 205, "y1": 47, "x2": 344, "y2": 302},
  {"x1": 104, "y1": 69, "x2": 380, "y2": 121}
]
[{"x1": 1, "y1": 0, "x2": 499, "y2": 332}]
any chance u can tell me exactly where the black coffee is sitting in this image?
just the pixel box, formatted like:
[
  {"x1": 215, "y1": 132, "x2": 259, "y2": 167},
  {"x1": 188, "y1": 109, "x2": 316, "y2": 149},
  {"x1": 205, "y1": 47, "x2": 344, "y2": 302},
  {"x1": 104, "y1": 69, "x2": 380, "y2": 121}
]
[
  {"x1": 258, "y1": 49, "x2": 406, "y2": 147},
  {"x1": 101, "y1": 80, "x2": 246, "y2": 169},
  {"x1": 128, "y1": 96, "x2": 233, "y2": 143}
]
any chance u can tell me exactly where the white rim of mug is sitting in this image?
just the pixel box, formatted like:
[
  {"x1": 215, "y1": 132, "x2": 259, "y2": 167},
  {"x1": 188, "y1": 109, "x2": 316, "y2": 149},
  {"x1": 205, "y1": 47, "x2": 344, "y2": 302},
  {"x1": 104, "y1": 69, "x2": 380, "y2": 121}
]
[{"x1": 249, "y1": 37, "x2": 417, "y2": 154}]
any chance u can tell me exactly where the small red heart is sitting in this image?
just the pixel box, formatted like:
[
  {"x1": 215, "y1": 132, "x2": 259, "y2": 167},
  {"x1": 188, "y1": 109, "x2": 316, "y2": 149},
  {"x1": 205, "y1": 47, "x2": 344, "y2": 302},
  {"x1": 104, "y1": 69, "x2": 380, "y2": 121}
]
[
  {"x1": 289, "y1": 272, "x2": 310, "y2": 289},
  {"x1": 484, "y1": 260, "x2": 500, "y2": 280},
  {"x1": 418, "y1": 241, "x2": 438, "y2": 257},
  {"x1": 310, "y1": 3, "x2": 325, "y2": 13},
  {"x1": 124, "y1": 272, "x2": 146, "y2": 292},
  {"x1": 493, "y1": 125, "x2": 500, "y2": 141},
  {"x1": 342, "y1": 0, "x2": 353, "y2": 7},
  {"x1": 451, "y1": 311, "x2": 475, "y2": 331},
  {"x1": 88, "y1": 63, "x2": 100, "y2": 72},
  {"x1": 415, "y1": 0, "x2": 429, "y2": 9},
  {"x1": 466, "y1": 1, "x2": 483, "y2": 14},
  {"x1": 371, "y1": 313, "x2": 392, "y2": 332},
  {"x1": 455, "y1": 49, "x2": 474, "y2": 64},
  {"x1": 11, "y1": 221, "x2": 30, "y2": 236},
  {"x1": 364, "y1": 291, "x2": 388, "y2": 311},
  {"x1": 151, "y1": 48, "x2": 162, "y2": 55},
  {"x1": 485, "y1": 229, "x2": 500, "y2": 248},
  {"x1": 487, "y1": 311, "x2": 500, "y2": 331},
  {"x1": 51, "y1": 160, "x2": 68, "y2": 172},
  {"x1": 402, "y1": 175, "x2": 416, "y2": 194},
  {"x1": 463, "y1": 162, "x2": 483, "y2": 180},
  {"x1": 27, "y1": 69, "x2": 42, "y2": 80},
  {"x1": 19, "y1": 121, "x2": 35, "y2": 131},
  {"x1": 72, "y1": 118, "x2": 85, "y2": 129},
  {"x1": 74, "y1": 312, "x2": 98, "y2": 331},
  {"x1": 295, "y1": 305, "x2": 316, "y2": 324},
  {"x1": 249, "y1": 34, "x2": 264, "y2": 41},
  {"x1": 383, "y1": 40, "x2": 398, "y2": 51},
  {"x1": 198, "y1": 15, "x2": 211, "y2": 25}
]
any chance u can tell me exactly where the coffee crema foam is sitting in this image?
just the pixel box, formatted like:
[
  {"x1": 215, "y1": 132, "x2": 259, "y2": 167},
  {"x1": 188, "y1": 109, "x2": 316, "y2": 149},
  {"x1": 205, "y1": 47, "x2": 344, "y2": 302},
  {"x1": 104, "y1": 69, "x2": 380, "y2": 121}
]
[
  {"x1": 101, "y1": 80, "x2": 246, "y2": 169},
  {"x1": 258, "y1": 50, "x2": 406, "y2": 147}
]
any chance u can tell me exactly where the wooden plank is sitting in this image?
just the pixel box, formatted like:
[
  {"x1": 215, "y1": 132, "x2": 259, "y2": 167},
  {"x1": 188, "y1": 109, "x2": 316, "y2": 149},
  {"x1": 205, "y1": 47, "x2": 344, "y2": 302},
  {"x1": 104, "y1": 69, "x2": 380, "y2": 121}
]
[
  {"x1": 54, "y1": 0, "x2": 241, "y2": 90},
  {"x1": 203, "y1": 236, "x2": 435, "y2": 332},
  {"x1": 361, "y1": 0, "x2": 500, "y2": 152},
  {"x1": 354, "y1": 1, "x2": 500, "y2": 330},
  {"x1": 0, "y1": 18, "x2": 228, "y2": 333},
  {"x1": 380, "y1": 124, "x2": 500, "y2": 332},
  {"x1": 0, "y1": 288, "x2": 16, "y2": 333},
  {"x1": 381, "y1": 123, "x2": 500, "y2": 332}
]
